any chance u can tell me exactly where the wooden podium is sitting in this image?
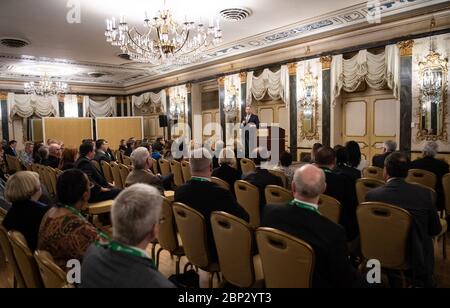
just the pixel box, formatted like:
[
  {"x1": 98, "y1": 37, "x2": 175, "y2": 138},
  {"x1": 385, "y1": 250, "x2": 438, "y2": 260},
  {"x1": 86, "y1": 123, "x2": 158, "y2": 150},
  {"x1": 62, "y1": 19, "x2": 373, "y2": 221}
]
[{"x1": 258, "y1": 126, "x2": 286, "y2": 156}]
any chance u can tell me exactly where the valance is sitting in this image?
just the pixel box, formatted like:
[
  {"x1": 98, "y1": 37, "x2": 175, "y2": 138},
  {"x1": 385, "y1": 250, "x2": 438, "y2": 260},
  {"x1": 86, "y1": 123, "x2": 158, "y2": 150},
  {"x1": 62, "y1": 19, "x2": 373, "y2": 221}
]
[
  {"x1": 8, "y1": 93, "x2": 59, "y2": 119},
  {"x1": 83, "y1": 96, "x2": 116, "y2": 118},
  {"x1": 246, "y1": 65, "x2": 289, "y2": 105},
  {"x1": 132, "y1": 91, "x2": 166, "y2": 112}
]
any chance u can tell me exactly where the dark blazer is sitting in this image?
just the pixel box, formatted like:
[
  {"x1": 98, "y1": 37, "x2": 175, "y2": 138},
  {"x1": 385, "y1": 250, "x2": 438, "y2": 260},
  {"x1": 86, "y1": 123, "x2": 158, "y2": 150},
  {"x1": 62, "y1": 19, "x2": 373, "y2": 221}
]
[
  {"x1": 365, "y1": 178, "x2": 442, "y2": 287},
  {"x1": 74, "y1": 156, "x2": 109, "y2": 188},
  {"x1": 334, "y1": 164, "x2": 361, "y2": 185},
  {"x1": 410, "y1": 156, "x2": 450, "y2": 211},
  {"x1": 106, "y1": 149, "x2": 116, "y2": 162},
  {"x1": 241, "y1": 114, "x2": 260, "y2": 129},
  {"x1": 43, "y1": 155, "x2": 60, "y2": 169},
  {"x1": 2, "y1": 200, "x2": 49, "y2": 251},
  {"x1": 94, "y1": 151, "x2": 111, "y2": 164},
  {"x1": 262, "y1": 204, "x2": 361, "y2": 288},
  {"x1": 175, "y1": 180, "x2": 249, "y2": 263},
  {"x1": 4, "y1": 146, "x2": 17, "y2": 157},
  {"x1": 372, "y1": 151, "x2": 393, "y2": 169},
  {"x1": 212, "y1": 164, "x2": 242, "y2": 193},
  {"x1": 320, "y1": 167, "x2": 359, "y2": 241},
  {"x1": 81, "y1": 244, "x2": 175, "y2": 288},
  {"x1": 243, "y1": 168, "x2": 284, "y2": 209},
  {"x1": 124, "y1": 148, "x2": 133, "y2": 157}
]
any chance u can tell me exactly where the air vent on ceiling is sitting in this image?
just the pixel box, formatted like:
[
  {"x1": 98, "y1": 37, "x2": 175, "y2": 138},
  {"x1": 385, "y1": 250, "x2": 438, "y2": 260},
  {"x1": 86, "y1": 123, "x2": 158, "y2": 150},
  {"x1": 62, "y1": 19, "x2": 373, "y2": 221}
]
[
  {"x1": 88, "y1": 72, "x2": 108, "y2": 78},
  {"x1": 118, "y1": 53, "x2": 131, "y2": 60},
  {"x1": 0, "y1": 37, "x2": 30, "y2": 48},
  {"x1": 220, "y1": 8, "x2": 252, "y2": 22}
]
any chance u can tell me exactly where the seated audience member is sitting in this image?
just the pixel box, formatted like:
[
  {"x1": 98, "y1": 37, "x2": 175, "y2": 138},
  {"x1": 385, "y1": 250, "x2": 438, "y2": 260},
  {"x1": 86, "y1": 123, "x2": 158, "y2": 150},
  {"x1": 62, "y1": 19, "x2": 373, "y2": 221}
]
[
  {"x1": 18, "y1": 141, "x2": 34, "y2": 167},
  {"x1": 94, "y1": 139, "x2": 112, "y2": 164},
  {"x1": 212, "y1": 148, "x2": 241, "y2": 193},
  {"x1": 163, "y1": 140, "x2": 174, "y2": 161},
  {"x1": 262, "y1": 165, "x2": 362, "y2": 288},
  {"x1": 2, "y1": 171, "x2": 49, "y2": 251},
  {"x1": 59, "y1": 148, "x2": 78, "y2": 171},
  {"x1": 310, "y1": 143, "x2": 323, "y2": 163},
  {"x1": 175, "y1": 148, "x2": 249, "y2": 262},
  {"x1": 365, "y1": 152, "x2": 442, "y2": 287},
  {"x1": 410, "y1": 142, "x2": 449, "y2": 211},
  {"x1": 43, "y1": 143, "x2": 61, "y2": 169},
  {"x1": 242, "y1": 147, "x2": 284, "y2": 209},
  {"x1": 38, "y1": 169, "x2": 104, "y2": 268},
  {"x1": 0, "y1": 147, "x2": 7, "y2": 181},
  {"x1": 125, "y1": 147, "x2": 165, "y2": 193},
  {"x1": 372, "y1": 140, "x2": 397, "y2": 169},
  {"x1": 4, "y1": 140, "x2": 18, "y2": 158},
  {"x1": 81, "y1": 184, "x2": 175, "y2": 288},
  {"x1": 118, "y1": 139, "x2": 127, "y2": 153},
  {"x1": 151, "y1": 146, "x2": 162, "y2": 161},
  {"x1": 153, "y1": 137, "x2": 165, "y2": 153},
  {"x1": 75, "y1": 142, "x2": 121, "y2": 203},
  {"x1": 124, "y1": 139, "x2": 136, "y2": 157},
  {"x1": 33, "y1": 143, "x2": 44, "y2": 165},
  {"x1": 314, "y1": 146, "x2": 358, "y2": 241},
  {"x1": 38, "y1": 146, "x2": 50, "y2": 166},
  {"x1": 346, "y1": 141, "x2": 368, "y2": 171},
  {"x1": 334, "y1": 145, "x2": 361, "y2": 184},
  {"x1": 274, "y1": 151, "x2": 296, "y2": 186}
]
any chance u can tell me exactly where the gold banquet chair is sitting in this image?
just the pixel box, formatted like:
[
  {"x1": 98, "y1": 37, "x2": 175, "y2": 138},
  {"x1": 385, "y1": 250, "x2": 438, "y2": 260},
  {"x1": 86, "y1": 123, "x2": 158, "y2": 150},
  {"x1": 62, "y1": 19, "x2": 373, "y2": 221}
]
[
  {"x1": 211, "y1": 212, "x2": 263, "y2": 288},
  {"x1": 240, "y1": 158, "x2": 256, "y2": 176},
  {"x1": 159, "y1": 159, "x2": 171, "y2": 177},
  {"x1": 406, "y1": 169, "x2": 437, "y2": 190},
  {"x1": 181, "y1": 160, "x2": 192, "y2": 183},
  {"x1": 234, "y1": 180, "x2": 260, "y2": 228},
  {"x1": 362, "y1": 166, "x2": 384, "y2": 182},
  {"x1": 211, "y1": 177, "x2": 230, "y2": 191},
  {"x1": 172, "y1": 203, "x2": 220, "y2": 288},
  {"x1": 110, "y1": 162, "x2": 123, "y2": 189},
  {"x1": 318, "y1": 194, "x2": 342, "y2": 224},
  {"x1": 100, "y1": 161, "x2": 114, "y2": 184},
  {"x1": 268, "y1": 169, "x2": 288, "y2": 188},
  {"x1": 8, "y1": 231, "x2": 43, "y2": 288},
  {"x1": 265, "y1": 185, "x2": 293, "y2": 205},
  {"x1": 356, "y1": 178, "x2": 385, "y2": 205},
  {"x1": 34, "y1": 250, "x2": 68, "y2": 288},
  {"x1": 122, "y1": 155, "x2": 132, "y2": 166},
  {"x1": 170, "y1": 160, "x2": 184, "y2": 187},
  {"x1": 256, "y1": 227, "x2": 314, "y2": 288},
  {"x1": 357, "y1": 202, "x2": 412, "y2": 287},
  {"x1": 151, "y1": 158, "x2": 159, "y2": 175},
  {"x1": 91, "y1": 160, "x2": 101, "y2": 173},
  {"x1": 0, "y1": 225, "x2": 25, "y2": 288},
  {"x1": 118, "y1": 164, "x2": 130, "y2": 187}
]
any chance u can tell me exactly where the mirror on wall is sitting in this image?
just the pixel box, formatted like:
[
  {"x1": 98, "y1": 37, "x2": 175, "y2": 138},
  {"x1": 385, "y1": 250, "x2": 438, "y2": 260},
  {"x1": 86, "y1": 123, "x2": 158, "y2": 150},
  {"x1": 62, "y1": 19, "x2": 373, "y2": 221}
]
[{"x1": 298, "y1": 64, "x2": 320, "y2": 141}]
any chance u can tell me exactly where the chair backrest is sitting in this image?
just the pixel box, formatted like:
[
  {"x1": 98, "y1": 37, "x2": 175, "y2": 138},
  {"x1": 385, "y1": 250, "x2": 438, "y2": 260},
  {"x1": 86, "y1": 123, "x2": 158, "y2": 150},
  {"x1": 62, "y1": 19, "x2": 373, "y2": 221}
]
[
  {"x1": 265, "y1": 185, "x2": 293, "y2": 205},
  {"x1": 34, "y1": 250, "x2": 67, "y2": 288},
  {"x1": 357, "y1": 202, "x2": 412, "y2": 269},
  {"x1": 356, "y1": 178, "x2": 385, "y2": 205},
  {"x1": 442, "y1": 173, "x2": 450, "y2": 214},
  {"x1": 256, "y1": 227, "x2": 314, "y2": 288},
  {"x1": 158, "y1": 197, "x2": 180, "y2": 253},
  {"x1": 8, "y1": 231, "x2": 43, "y2": 288},
  {"x1": 406, "y1": 169, "x2": 437, "y2": 190},
  {"x1": 410, "y1": 182, "x2": 437, "y2": 207},
  {"x1": 234, "y1": 180, "x2": 260, "y2": 228},
  {"x1": 211, "y1": 177, "x2": 230, "y2": 191},
  {"x1": 122, "y1": 155, "x2": 132, "y2": 166},
  {"x1": 91, "y1": 160, "x2": 101, "y2": 173},
  {"x1": 0, "y1": 226, "x2": 26, "y2": 288},
  {"x1": 211, "y1": 212, "x2": 256, "y2": 288},
  {"x1": 181, "y1": 161, "x2": 192, "y2": 183},
  {"x1": 240, "y1": 158, "x2": 256, "y2": 175},
  {"x1": 362, "y1": 166, "x2": 384, "y2": 181},
  {"x1": 318, "y1": 194, "x2": 342, "y2": 224},
  {"x1": 170, "y1": 160, "x2": 184, "y2": 187},
  {"x1": 55, "y1": 168, "x2": 63, "y2": 178},
  {"x1": 47, "y1": 167, "x2": 58, "y2": 198},
  {"x1": 118, "y1": 164, "x2": 130, "y2": 187},
  {"x1": 6, "y1": 154, "x2": 21, "y2": 173},
  {"x1": 268, "y1": 169, "x2": 288, "y2": 188},
  {"x1": 30, "y1": 164, "x2": 39, "y2": 173},
  {"x1": 110, "y1": 162, "x2": 123, "y2": 189},
  {"x1": 39, "y1": 166, "x2": 53, "y2": 197},
  {"x1": 172, "y1": 203, "x2": 210, "y2": 268},
  {"x1": 159, "y1": 159, "x2": 171, "y2": 177},
  {"x1": 151, "y1": 158, "x2": 159, "y2": 175},
  {"x1": 100, "y1": 161, "x2": 114, "y2": 184}
]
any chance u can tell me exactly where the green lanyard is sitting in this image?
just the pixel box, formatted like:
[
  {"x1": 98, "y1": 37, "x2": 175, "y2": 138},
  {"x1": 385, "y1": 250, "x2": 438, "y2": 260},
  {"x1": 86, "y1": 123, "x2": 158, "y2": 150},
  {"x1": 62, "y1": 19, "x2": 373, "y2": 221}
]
[
  {"x1": 64, "y1": 205, "x2": 110, "y2": 240},
  {"x1": 321, "y1": 167, "x2": 332, "y2": 174},
  {"x1": 289, "y1": 200, "x2": 320, "y2": 214},
  {"x1": 101, "y1": 241, "x2": 156, "y2": 269},
  {"x1": 190, "y1": 177, "x2": 210, "y2": 182}
]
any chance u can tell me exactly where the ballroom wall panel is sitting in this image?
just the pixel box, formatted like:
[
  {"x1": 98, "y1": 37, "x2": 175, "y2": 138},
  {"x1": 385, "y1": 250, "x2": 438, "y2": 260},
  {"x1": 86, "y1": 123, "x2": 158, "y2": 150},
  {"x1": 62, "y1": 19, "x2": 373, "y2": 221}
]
[
  {"x1": 43, "y1": 118, "x2": 93, "y2": 149},
  {"x1": 96, "y1": 117, "x2": 143, "y2": 150}
]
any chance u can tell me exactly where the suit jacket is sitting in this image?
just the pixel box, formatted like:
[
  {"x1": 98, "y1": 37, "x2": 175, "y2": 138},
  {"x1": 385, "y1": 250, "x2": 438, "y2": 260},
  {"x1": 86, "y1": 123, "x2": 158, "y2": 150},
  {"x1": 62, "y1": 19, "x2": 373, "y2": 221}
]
[
  {"x1": 212, "y1": 164, "x2": 242, "y2": 193},
  {"x1": 43, "y1": 155, "x2": 60, "y2": 169},
  {"x1": 410, "y1": 156, "x2": 450, "y2": 211},
  {"x1": 81, "y1": 244, "x2": 175, "y2": 288},
  {"x1": 124, "y1": 147, "x2": 133, "y2": 157},
  {"x1": 262, "y1": 204, "x2": 361, "y2": 288},
  {"x1": 320, "y1": 167, "x2": 359, "y2": 241},
  {"x1": 175, "y1": 180, "x2": 249, "y2": 263},
  {"x1": 74, "y1": 156, "x2": 109, "y2": 188},
  {"x1": 2, "y1": 200, "x2": 49, "y2": 251},
  {"x1": 4, "y1": 146, "x2": 16, "y2": 157},
  {"x1": 365, "y1": 178, "x2": 442, "y2": 287},
  {"x1": 94, "y1": 151, "x2": 111, "y2": 164},
  {"x1": 241, "y1": 114, "x2": 260, "y2": 129},
  {"x1": 125, "y1": 169, "x2": 164, "y2": 194},
  {"x1": 243, "y1": 168, "x2": 284, "y2": 209},
  {"x1": 106, "y1": 149, "x2": 116, "y2": 162},
  {"x1": 372, "y1": 151, "x2": 393, "y2": 169}
]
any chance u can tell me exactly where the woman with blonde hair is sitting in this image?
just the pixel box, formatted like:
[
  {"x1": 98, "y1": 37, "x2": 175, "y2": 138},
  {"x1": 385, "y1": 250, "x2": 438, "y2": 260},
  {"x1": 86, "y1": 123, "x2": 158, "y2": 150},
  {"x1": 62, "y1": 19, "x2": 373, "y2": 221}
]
[{"x1": 2, "y1": 171, "x2": 49, "y2": 251}]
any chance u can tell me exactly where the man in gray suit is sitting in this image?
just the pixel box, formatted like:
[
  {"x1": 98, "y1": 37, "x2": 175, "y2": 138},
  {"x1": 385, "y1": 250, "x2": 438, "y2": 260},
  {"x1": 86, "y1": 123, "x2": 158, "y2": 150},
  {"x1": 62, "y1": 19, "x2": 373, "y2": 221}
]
[{"x1": 81, "y1": 184, "x2": 175, "y2": 288}]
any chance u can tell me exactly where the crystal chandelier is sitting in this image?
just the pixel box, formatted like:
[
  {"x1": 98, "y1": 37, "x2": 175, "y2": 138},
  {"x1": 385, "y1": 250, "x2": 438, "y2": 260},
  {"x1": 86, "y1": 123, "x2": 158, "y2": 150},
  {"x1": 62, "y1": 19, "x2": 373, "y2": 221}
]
[
  {"x1": 105, "y1": 2, "x2": 223, "y2": 66},
  {"x1": 24, "y1": 74, "x2": 69, "y2": 97}
]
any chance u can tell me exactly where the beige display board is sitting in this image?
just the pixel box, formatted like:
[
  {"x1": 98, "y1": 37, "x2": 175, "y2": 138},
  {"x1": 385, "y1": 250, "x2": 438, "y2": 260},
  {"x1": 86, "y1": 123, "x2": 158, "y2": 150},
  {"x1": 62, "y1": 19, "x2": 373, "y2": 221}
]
[
  {"x1": 31, "y1": 119, "x2": 43, "y2": 142},
  {"x1": 95, "y1": 117, "x2": 144, "y2": 150},
  {"x1": 42, "y1": 118, "x2": 93, "y2": 149}
]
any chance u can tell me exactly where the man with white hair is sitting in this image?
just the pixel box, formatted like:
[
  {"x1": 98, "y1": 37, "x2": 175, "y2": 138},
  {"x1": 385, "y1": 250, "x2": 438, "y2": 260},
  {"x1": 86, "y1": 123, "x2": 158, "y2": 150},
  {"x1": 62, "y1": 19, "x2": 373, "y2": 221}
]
[
  {"x1": 43, "y1": 143, "x2": 61, "y2": 168},
  {"x1": 125, "y1": 147, "x2": 164, "y2": 194},
  {"x1": 372, "y1": 140, "x2": 397, "y2": 168},
  {"x1": 262, "y1": 164, "x2": 361, "y2": 288},
  {"x1": 81, "y1": 184, "x2": 175, "y2": 288},
  {"x1": 175, "y1": 148, "x2": 249, "y2": 263},
  {"x1": 411, "y1": 141, "x2": 449, "y2": 211}
]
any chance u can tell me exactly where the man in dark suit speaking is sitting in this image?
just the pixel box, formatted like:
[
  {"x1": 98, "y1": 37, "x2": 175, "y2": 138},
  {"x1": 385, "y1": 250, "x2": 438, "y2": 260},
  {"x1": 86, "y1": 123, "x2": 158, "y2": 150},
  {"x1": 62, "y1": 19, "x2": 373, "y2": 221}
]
[{"x1": 241, "y1": 106, "x2": 260, "y2": 158}]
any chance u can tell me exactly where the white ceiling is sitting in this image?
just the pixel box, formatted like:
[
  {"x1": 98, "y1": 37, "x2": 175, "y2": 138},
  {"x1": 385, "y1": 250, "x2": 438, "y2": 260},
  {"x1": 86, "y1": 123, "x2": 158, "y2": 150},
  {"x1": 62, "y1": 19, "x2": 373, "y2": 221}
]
[{"x1": 0, "y1": 0, "x2": 445, "y2": 88}]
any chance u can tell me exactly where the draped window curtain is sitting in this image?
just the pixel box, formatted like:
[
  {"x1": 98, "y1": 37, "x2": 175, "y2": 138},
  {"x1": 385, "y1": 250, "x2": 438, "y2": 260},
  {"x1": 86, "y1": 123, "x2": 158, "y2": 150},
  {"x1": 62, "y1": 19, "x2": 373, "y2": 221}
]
[
  {"x1": 246, "y1": 65, "x2": 290, "y2": 106},
  {"x1": 83, "y1": 96, "x2": 117, "y2": 118},
  {"x1": 63, "y1": 94, "x2": 79, "y2": 118},
  {"x1": 132, "y1": 91, "x2": 166, "y2": 113},
  {"x1": 7, "y1": 93, "x2": 59, "y2": 119},
  {"x1": 331, "y1": 44, "x2": 400, "y2": 105}
]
